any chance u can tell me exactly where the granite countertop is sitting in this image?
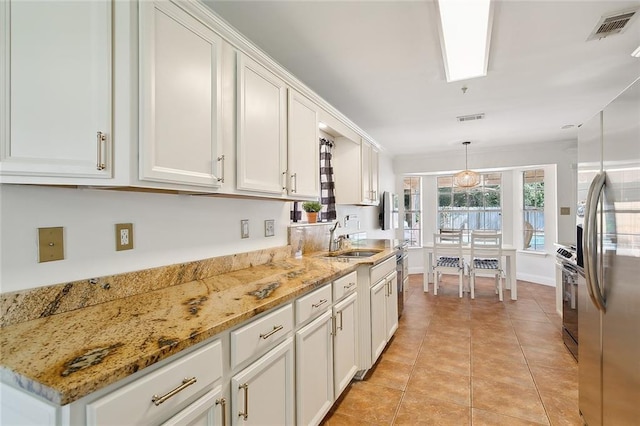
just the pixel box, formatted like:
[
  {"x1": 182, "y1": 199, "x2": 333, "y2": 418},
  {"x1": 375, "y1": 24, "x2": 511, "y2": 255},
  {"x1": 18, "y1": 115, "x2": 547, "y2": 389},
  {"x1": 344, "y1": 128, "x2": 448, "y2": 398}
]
[{"x1": 0, "y1": 243, "x2": 397, "y2": 406}]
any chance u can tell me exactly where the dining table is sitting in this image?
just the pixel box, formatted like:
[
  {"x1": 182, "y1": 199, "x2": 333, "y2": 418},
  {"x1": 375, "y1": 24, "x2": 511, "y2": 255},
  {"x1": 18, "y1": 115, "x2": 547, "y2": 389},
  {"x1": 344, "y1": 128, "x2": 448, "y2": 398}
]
[{"x1": 422, "y1": 243, "x2": 518, "y2": 300}]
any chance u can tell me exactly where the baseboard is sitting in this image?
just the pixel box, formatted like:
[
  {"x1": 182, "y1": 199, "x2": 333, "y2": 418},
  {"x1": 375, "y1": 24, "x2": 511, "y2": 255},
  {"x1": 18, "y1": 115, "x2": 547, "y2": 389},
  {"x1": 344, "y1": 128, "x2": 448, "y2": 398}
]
[{"x1": 516, "y1": 272, "x2": 555, "y2": 286}]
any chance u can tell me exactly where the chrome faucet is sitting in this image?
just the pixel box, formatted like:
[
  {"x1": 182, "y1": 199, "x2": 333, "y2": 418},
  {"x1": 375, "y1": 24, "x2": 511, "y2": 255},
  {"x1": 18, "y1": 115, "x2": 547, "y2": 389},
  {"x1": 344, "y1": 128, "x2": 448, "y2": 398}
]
[{"x1": 329, "y1": 222, "x2": 342, "y2": 252}]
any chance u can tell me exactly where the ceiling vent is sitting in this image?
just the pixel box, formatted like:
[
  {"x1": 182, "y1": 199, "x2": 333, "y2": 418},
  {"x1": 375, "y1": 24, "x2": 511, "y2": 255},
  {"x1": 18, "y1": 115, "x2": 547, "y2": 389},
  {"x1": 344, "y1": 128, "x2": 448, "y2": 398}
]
[
  {"x1": 587, "y1": 8, "x2": 639, "y2": 41},
  {"x1": 457, "y1": 113, "x2": 485, "y2": 123}
]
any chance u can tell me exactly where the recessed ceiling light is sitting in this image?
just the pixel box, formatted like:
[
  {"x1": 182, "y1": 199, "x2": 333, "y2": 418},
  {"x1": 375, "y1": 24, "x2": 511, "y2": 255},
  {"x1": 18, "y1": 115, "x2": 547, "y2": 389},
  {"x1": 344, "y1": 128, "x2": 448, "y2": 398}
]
[
  {"x1": 436, "y1": 0, "x2": 493, "y2": 82},
  {"x1": 319, "y1": 122, "x2": 327, "y2": 129},
  {"x1": 632, "y1": 45, "x2": 640, "y2": 57}
]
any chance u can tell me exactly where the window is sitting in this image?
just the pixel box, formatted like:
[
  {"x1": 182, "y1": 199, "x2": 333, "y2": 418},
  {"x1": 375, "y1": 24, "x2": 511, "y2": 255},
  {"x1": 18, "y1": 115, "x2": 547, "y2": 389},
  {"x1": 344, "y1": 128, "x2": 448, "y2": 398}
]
[
  {"x1": 523, "y1": 169, "x2": 545, "y2": 250},
  {"x1": 403, "y1": 176, "x2": 421, "y2": 247},
  {"x1": 437, "y1": 173, "x2": 502, "y2": 242}
]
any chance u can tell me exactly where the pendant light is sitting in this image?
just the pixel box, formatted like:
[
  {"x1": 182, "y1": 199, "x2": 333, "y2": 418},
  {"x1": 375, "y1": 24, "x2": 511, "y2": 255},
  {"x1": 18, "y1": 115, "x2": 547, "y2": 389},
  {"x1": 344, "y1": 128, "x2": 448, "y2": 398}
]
[{"x1": 454, "y1": 141, "x2": 480, "y2": 188}]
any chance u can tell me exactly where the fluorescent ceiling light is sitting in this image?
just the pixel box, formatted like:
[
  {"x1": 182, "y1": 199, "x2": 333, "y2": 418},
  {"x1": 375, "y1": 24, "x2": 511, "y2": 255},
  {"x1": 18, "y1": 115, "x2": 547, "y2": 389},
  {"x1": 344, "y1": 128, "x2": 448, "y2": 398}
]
[
  {"x1": 632, "y1": 45, "x2": 640, "y2": 57},
  {"x1": 437, "y1": 0, "x2": 493, "y2": 82}
]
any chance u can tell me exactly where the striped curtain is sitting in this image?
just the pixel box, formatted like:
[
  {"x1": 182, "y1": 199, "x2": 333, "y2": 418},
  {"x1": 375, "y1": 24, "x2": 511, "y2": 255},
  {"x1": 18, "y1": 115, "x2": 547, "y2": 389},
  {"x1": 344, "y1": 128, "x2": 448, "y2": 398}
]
[{"x1": 320, "y1": 138, "x2": 336, "y2": 222}]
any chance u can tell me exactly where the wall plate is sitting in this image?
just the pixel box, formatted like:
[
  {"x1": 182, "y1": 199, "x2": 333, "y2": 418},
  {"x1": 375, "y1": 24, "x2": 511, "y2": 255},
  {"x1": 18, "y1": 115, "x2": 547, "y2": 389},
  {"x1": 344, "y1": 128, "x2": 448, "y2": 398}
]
[
  {"x1": 115, "y1": 223, "x2": 134, "y2": 251},
  {"x1": 241, "y1": 219, "x2": 249, "y2": 239},
  {"x1": 265, "y1": 219, "x2": 275, "y2": 237},
  {"x1": 38, "y1": 227, "x2": 64, "y2": 263}
]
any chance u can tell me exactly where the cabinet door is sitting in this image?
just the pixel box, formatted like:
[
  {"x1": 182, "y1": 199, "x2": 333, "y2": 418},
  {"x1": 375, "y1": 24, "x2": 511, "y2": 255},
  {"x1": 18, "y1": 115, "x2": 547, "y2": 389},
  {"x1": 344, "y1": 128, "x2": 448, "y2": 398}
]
[
  {"x1": 385, "y1": 272, "x2": 399, "y2": 341},
  {"x1": 288, "y1": 89, "x2": 320, "y2": 199},
  {"x1": 232, "y1": 338, "x2": 294, "y2": 425},
  {"x1": 333, "y1": 292, "x2": 358, "y2": 398},
  {"x1": 162, "y1": 388, "x2": 226, "y2": 426},
  {"x1": 139, "y1": 1, "x2": 223, "y2": 187},
  {"x1": 360, "y1": 141, "x2": 372, "y2": 203},
  {"x1": 370, "y1": 279, "x2": 387, "y2": 363},
  {"x1": 296, "y1": 311, "x2": 333, "y2": 426},
  {"x1": 237, "y1": 54, "x2": 287, "y2": 195},
  {"x1": 0, "y1": 0, "x2": 112, "y2": 179},
  {"x1": 370, "y1": 145, "x2": 379, "y2": 205}
]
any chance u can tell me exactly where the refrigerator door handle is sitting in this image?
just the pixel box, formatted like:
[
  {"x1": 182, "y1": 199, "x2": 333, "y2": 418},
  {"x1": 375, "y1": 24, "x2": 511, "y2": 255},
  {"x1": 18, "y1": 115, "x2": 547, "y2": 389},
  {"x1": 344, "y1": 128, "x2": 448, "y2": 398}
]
[{"x1": 584, "y1": 171, "x2": 607, "y2": 313}]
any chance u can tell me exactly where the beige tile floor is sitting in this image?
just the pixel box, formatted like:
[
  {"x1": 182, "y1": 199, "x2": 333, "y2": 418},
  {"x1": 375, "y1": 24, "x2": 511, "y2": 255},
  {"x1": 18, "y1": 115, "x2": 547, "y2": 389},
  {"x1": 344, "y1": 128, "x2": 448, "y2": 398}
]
[{"x1": 321, "y1": 274, "x2": 580, "y2": 425}]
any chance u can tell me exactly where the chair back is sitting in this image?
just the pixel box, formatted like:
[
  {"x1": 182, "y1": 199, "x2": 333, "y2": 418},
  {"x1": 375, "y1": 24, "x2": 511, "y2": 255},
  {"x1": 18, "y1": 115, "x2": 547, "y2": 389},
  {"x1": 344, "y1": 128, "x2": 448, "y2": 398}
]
[
  {"x1": 470, "y1": 232, "x2": 502, "y2": 269},
  {"x1": 433, "y1": 231, "x2": 463, "y2": 268}
]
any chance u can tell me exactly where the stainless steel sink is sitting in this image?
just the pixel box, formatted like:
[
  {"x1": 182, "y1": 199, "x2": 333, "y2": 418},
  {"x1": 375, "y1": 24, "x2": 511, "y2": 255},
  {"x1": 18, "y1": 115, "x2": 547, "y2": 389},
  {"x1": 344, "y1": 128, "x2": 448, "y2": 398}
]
[{"x1": 324, "y1": 249, "x2": 382, "y2": 258}]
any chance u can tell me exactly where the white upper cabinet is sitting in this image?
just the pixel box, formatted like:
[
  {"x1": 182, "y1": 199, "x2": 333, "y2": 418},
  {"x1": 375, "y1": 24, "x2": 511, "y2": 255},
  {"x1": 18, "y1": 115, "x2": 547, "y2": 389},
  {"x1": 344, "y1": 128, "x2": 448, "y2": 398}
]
[
  {"x1": 361, "y1": 140, "x2": 379, "y2": 205},
  {"x1": 287, "y1": 89, "x2": 320, "y2": 199},
  {"x1": 236, "y1": 53, "x2": 287, "y2": 195},
  {"x1": 139, "y1": 0, "x2": 224, "y2": 188},
  {"x1": 0, "y1": 0, "x2": 112, "y2": 181}
]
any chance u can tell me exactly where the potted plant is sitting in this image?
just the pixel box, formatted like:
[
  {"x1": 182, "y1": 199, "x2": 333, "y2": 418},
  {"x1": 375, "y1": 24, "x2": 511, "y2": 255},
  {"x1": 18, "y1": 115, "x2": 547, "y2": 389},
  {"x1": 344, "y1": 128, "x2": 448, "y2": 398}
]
[{"x1": 302, "y1": 201, "x2": 322, "y2": 224}]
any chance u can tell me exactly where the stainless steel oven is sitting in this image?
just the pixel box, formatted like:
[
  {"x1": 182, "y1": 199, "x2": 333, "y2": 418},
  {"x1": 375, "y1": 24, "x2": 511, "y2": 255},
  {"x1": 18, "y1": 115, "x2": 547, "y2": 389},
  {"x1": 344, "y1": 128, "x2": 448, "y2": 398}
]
[
  {"x1": 396, "y1": 242, "x2": 408, "y2": 318},
  {"x1": 556, "y1": 244, "x2": 579, "y2": 360},
  {"x1": 562, "y1": 261, "x2": 579, "y2": 360}
]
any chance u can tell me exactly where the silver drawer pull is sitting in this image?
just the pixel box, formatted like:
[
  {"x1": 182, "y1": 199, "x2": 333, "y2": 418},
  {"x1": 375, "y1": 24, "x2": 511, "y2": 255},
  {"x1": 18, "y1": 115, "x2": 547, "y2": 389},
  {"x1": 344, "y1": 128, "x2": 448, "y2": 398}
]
[
  {"x1": 215, "y1": 397, "x2": 227, "y2": 425},
  {"x1": 151, "y1": 377, "x2": 197, "y2": 406},
  {"x1": 259, "y1": 324, "x2": 283, "y2": 339},
  {"x1": 217, "y1": 155, "x2": 225, "y2": 183},
  {"x1": 344, "y1": 282, "x2": 356, "y2": 290},
  {"x1": 239, "y1": 383, "x2": 249, "y2": 420},
  {"x1": 312, "y1": 299, "x2": 328, "y2": 308},
  {"x1": 96, "y1": 131, "x2": 106, "y2": 171}
]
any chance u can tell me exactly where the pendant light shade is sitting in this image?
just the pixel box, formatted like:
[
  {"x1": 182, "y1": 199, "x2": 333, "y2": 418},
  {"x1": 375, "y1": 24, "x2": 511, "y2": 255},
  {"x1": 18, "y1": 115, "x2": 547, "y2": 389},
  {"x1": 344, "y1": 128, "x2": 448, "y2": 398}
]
[{"x1": 454, "y1": 141, "x2": 480, "y2": 188}]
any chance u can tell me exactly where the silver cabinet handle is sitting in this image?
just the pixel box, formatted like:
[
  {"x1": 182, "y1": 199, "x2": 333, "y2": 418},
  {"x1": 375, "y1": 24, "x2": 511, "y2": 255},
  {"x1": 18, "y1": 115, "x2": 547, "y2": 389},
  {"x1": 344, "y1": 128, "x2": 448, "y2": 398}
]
[
  {"x1": 584, "y1": 171, "x2": 607, "y2": 312},
  {"x1": 331, "y1": 315, "x2": 337, "y2": 336},
  {"x1": 259, "y1": 324, "x2": 283, "y2": 339},
  {"x1": 282, "y1": 171, "x2": 287, "y2": 191},
  {"x1": 217, "y1": 155, "x2": 225, "y2": 183},
  {"x1": 312, "y1": 299, "x2": 328, "y2": 308},
  {"x1": 151, "y1": 377, "x2": 197, "y2": 406},
  {"x1": 338, "y1": 310, "x2": 343, "y2": 331},
  {"x1": 96, "y1": 131, "x2": 106, "y2": 170},
  {"x1": 215, "y1": 397, "x2": 227, "y2": 426},
  {"x1": 291, "y1": 172, "x2": 297, "y2": 193},
  {"x1": 238, "y1": 383, "x2": 249, "y2": 420},
  {"x1": 344, "y1": 282, "x2": 356, "y2": 291}
]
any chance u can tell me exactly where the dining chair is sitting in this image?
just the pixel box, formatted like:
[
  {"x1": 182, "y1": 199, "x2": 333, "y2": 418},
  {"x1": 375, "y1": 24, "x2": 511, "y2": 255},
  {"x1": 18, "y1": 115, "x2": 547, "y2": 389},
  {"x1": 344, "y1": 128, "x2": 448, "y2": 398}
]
[
  {"x1": 469, "y1": 232, "x2": 503, "y2": 301},
  {"x1": 432, "y1": 231, "x2": 465, "y2": 297}
]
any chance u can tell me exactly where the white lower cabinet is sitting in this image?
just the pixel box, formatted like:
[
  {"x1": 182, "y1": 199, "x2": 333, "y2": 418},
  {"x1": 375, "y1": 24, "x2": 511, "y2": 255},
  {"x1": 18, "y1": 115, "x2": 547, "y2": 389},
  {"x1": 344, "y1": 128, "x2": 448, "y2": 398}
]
[
  {"x1": 370, "y1": 278, "x2": 388, "y2": 362},
  {"x1": 296, "y1": 310, "x2": 334, "y2": 426},
  {"x1": 385, "y1": 272, "x2": 399, "y2": 341},
  {"x1": 332, "y1": 292, "x2": 358, "y2": 397},
  {"x1": 369, "y1": 268, "x2": 399, "y2": 366},
  {"x1": 231, "y1": 337, "x2": 294, "y2": 425},
  {"x1": 86, "y1": 340, "x2": 223, "y2": 426},
  {"x1": 162, "y1": 388, "x2": 226, "y2": 426}
]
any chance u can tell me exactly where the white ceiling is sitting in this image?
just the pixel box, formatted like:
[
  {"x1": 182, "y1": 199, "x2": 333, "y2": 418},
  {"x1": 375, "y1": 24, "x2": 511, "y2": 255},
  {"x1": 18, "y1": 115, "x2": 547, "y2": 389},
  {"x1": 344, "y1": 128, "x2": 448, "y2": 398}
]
[{"x1": 204, "y1": 0, "x2": 640, "y2": 157}]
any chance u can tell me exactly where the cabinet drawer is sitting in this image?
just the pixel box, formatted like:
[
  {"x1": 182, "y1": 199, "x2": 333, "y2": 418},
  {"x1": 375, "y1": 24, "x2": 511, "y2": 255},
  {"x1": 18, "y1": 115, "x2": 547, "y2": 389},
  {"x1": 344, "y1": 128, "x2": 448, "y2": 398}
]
[
  {"x1": 86, "y1": 339, "x2": 222, "y2": 426},
  {"x1": 231, "y1": 304, "x2": 293, "y2": 369},
  {"x1": 370, "y1": 256, "x2": 396, "y2": 285},
  {"x1": 333, "y1": 271, "x2": 357, "y2": 302},
  {"x1": 295, "y1": 284, "x2": 332, "y2": 325}
]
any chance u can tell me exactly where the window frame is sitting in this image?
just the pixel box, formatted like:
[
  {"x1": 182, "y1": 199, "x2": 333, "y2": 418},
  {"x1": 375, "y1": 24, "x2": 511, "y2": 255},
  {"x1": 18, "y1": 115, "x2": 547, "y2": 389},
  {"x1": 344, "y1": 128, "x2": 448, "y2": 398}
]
[
  {"x1": 436, "y1": 173, "x2": 503, "y2": 243},
  {"x1": 522, "y1": 169, "x2": 545, "y2": 251},
  {"x1": 403, "y1": 176, "x2": 422, "y2": 247}
]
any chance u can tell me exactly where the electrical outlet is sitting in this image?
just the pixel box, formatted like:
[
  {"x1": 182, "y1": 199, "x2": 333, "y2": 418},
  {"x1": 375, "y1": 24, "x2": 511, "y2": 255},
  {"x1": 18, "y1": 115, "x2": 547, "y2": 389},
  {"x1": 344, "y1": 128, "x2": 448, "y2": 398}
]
[
  {"x1": 265, "y1": 219, "x2": 275, "y2": 237},
  {"x1": 560, "y1": 207, "x2": 571, "y2": 215},
  {"x1": 115, "y1": 223, "x2": 134, "y2": 251},
  {"x1": 38, "y1": 227, "x2": 64, "y2": 263},
  {"x1": 241, "y1": 219, "x2": 249, "y2": 239}
]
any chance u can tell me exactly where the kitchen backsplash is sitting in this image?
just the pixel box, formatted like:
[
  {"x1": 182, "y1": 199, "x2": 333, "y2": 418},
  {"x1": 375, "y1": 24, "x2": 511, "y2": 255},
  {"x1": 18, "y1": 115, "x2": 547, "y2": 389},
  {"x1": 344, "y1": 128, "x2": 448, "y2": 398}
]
[{"x1": 0, "y1": 245, "x2": 292, "y2": 328}]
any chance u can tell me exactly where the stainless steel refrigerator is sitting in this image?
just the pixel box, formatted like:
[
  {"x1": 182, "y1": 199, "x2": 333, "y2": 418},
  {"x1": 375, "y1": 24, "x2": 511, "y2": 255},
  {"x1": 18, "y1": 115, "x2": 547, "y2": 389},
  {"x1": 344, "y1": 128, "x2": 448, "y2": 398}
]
[{"x1": 577, "y1": 78, "x2": 640, "y2": 425}]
